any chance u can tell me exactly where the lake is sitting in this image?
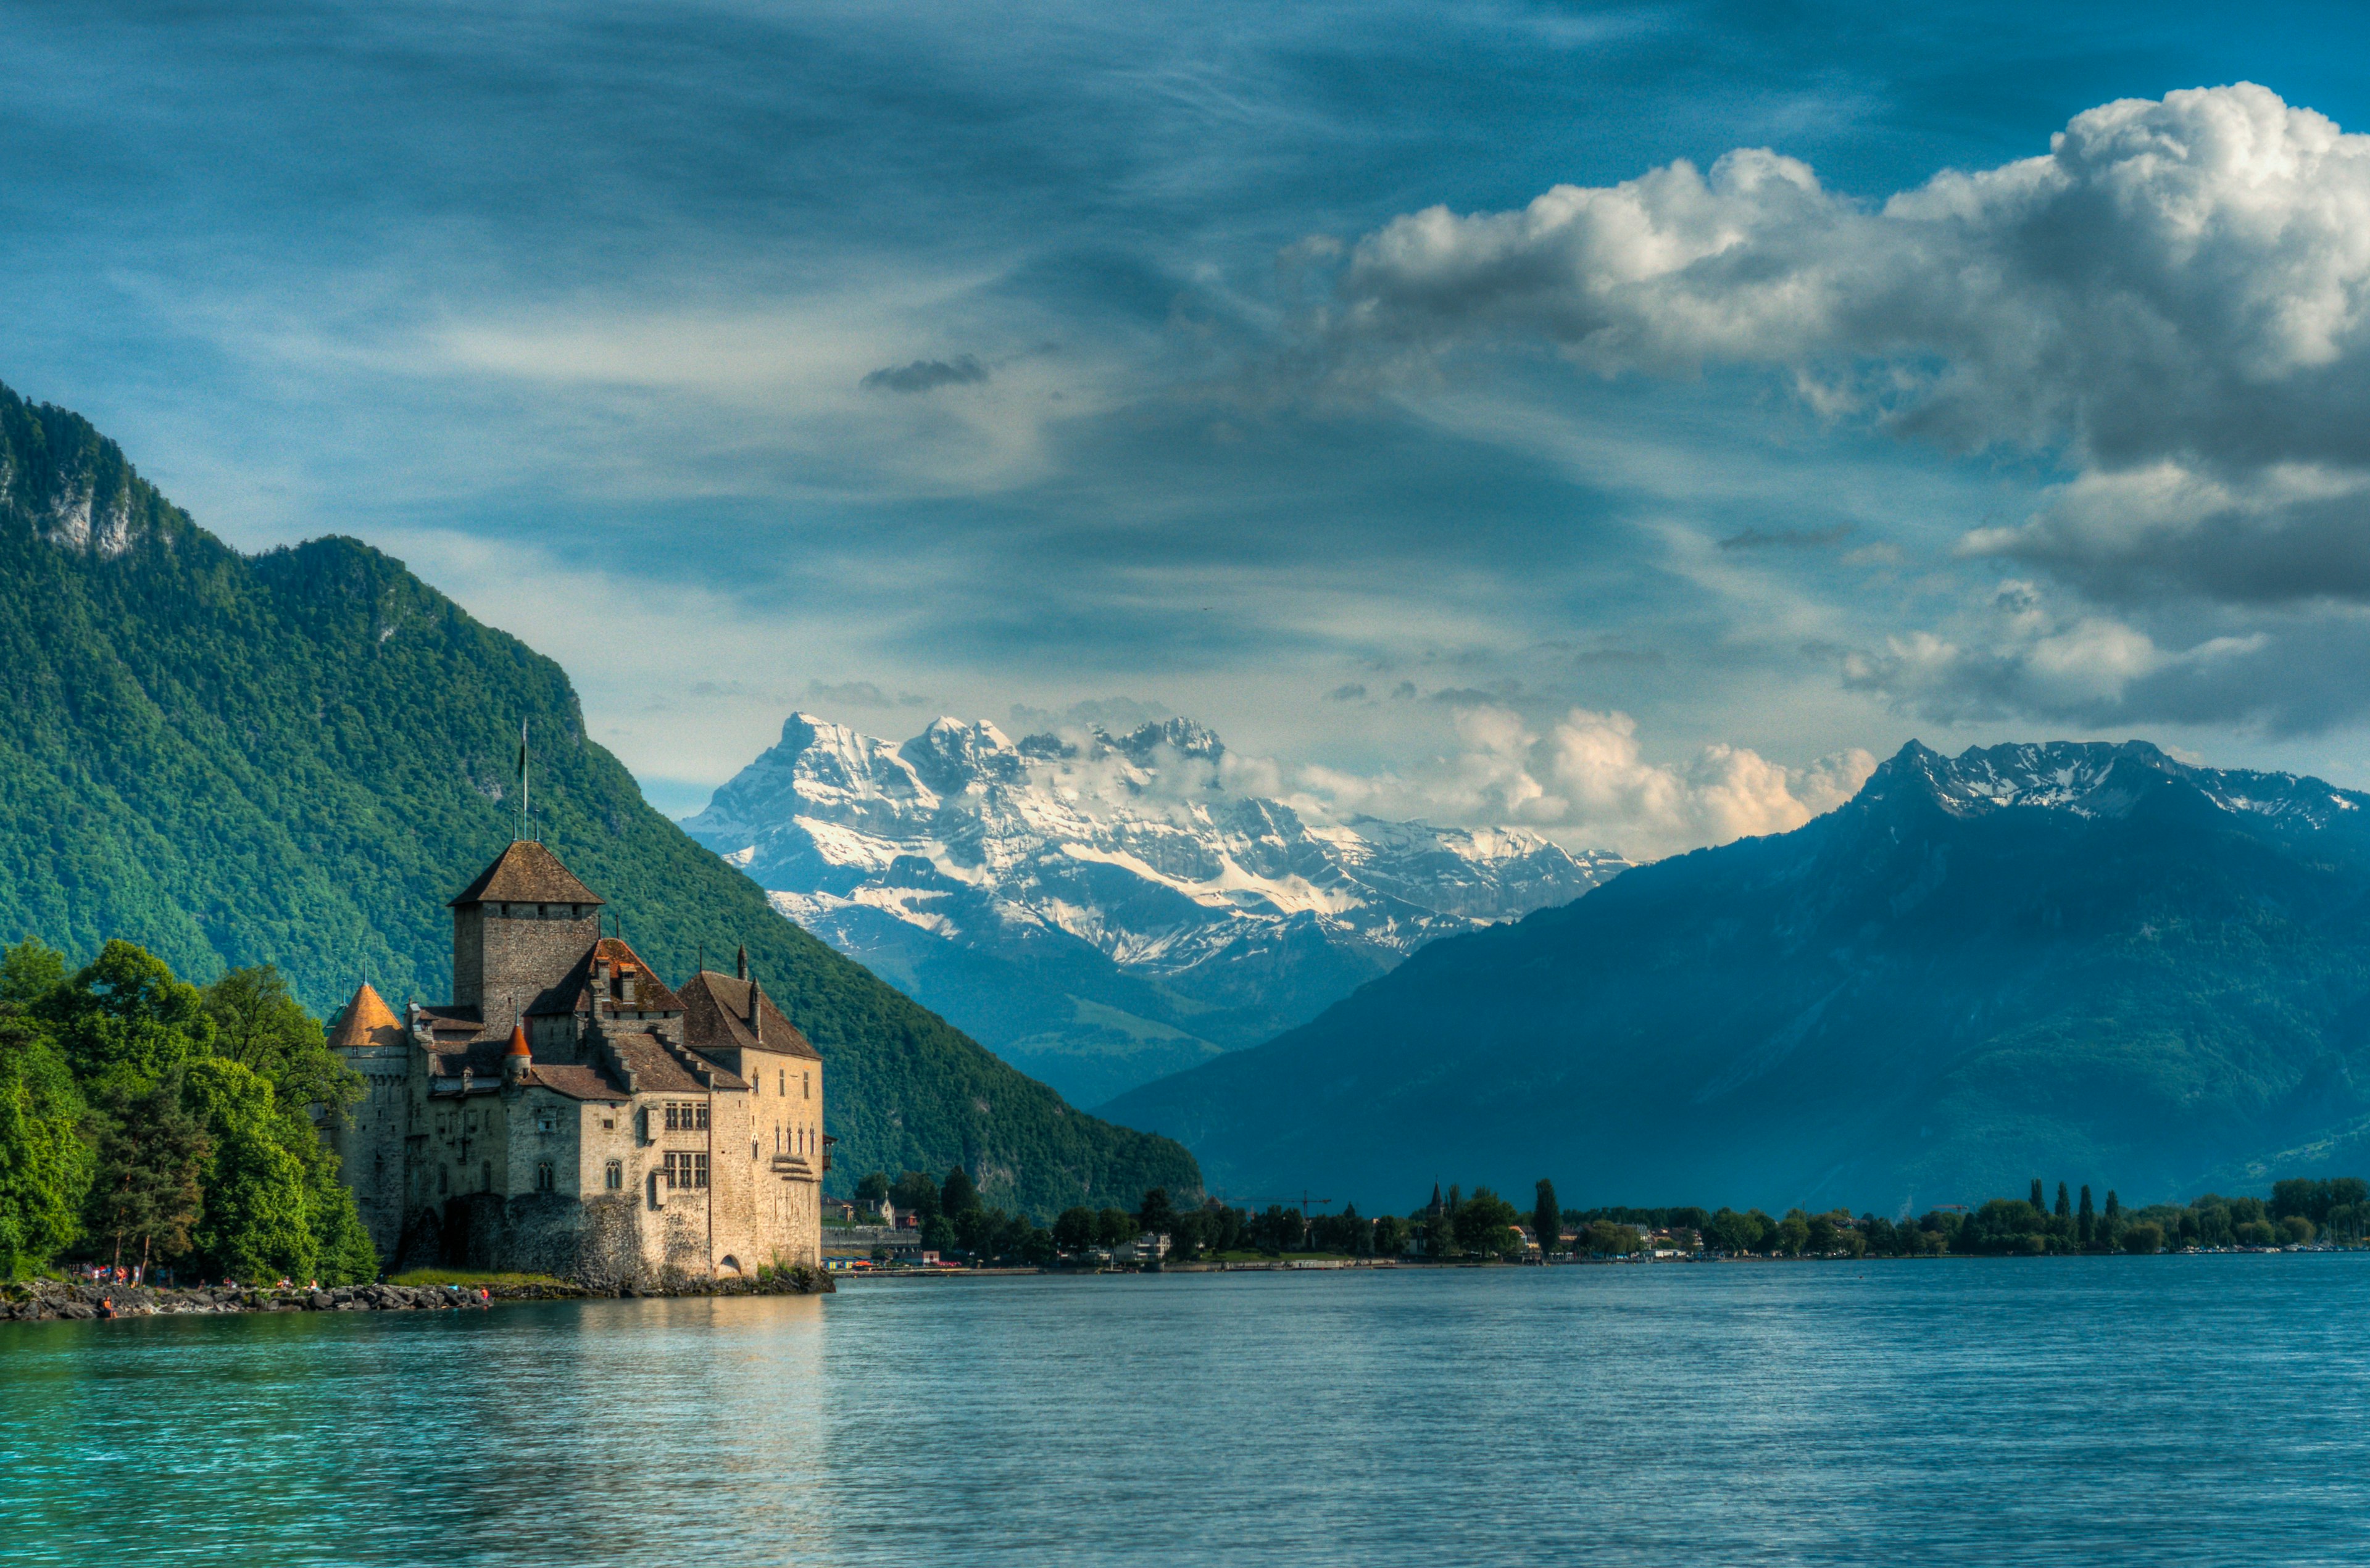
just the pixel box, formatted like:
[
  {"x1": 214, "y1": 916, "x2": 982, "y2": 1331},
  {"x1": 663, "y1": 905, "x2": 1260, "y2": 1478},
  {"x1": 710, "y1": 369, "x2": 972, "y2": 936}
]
[{"x1": 4, "y1": 1258, "x2": 2367, "y2": 1566}]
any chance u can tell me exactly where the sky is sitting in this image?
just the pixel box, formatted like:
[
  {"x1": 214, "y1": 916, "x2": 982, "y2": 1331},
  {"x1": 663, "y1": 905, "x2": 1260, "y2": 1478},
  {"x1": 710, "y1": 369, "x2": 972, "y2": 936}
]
[{"x1": 10, "y1": 1, "x2": 2370, "y2": 858}]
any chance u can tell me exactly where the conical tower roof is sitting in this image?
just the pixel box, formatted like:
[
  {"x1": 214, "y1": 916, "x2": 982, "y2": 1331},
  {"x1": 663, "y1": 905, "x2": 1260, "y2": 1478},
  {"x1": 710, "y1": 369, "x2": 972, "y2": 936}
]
[
  {"x1": 328, "y1": 982, "x2": 405, "y2": 1053},
  {"x1": 447, "y1": 840, "x2": 602, "y2": 908}
]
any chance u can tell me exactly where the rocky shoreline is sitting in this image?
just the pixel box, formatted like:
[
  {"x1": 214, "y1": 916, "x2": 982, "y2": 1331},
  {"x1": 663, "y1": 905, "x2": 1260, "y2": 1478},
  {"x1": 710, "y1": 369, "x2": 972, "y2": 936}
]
[{"x1": 2, "y1": 1267, "x2": 832, "y2": 1322}]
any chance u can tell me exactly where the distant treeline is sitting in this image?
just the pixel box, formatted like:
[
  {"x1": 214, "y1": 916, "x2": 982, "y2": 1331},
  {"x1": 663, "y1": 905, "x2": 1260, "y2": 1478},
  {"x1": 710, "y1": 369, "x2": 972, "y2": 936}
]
[
  {"x1": 851, "y1": 1168, "x2": 2370, "y2": 1267},
  {"x1": 0, "y1": 938, "x2": 375, "y2": 1285},
  {"x1": 1558, "y1": 1174, "x2": 2369, "y2": 1257}
]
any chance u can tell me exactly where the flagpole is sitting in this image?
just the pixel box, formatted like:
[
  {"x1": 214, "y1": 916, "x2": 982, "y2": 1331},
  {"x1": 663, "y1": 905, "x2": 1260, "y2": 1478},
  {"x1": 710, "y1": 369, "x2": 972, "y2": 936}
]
[{"x1": 520, "y1": 717, "x2": 529, "y2": 842}]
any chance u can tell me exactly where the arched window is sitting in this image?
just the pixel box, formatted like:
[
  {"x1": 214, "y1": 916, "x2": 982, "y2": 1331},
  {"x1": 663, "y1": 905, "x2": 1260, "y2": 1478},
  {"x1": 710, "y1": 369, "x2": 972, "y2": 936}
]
[
  {"x1": 534, "y1": 1163, "x2": 554, "y2": 1193},
  {"x1": 605, "y1": 1159, "x2": 623, "y2": 1191}
]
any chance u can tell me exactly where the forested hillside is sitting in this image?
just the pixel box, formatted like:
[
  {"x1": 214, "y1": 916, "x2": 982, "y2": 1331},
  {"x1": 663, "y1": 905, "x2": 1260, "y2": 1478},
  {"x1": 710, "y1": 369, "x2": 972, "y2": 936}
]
[{"x1": 0, "y1": 383, "x2": 1197, "y2": 1216}]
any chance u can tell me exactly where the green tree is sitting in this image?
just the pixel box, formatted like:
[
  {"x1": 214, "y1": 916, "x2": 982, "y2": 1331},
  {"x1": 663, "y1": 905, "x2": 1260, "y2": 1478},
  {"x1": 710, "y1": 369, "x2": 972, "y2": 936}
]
[
  {"x1": 2123, "y1": 1221, "x2": 2164, "y2": 1255},
  {"x1": 855, "y1": 1171, "x2": 890, "y2": 1204},
  {"x1": 1453, "y1": 1187, "x2": 1523, "y2": 1258},
  {"x1": 43, "y1": 941, "x2": 212, "y2": 1089},
  {"x1": 1053, "y1": 1205, "x2": 1096, "y2": 1253},
  {"x1": 1805, "y1": 1213, "x2": 1840, "y2": 1255},
  {"x1": 204, "y1": 966, "x2": 357, "y2": 1120},
  {"x1": 891, "y1": 1170, "x2": 942, "y2": 1222},
  {"x1": 0, "y1": 1005, "x2": 91, "y2": 1276},
  {"x1": 2029, "y1": 1178, "x2": 2047, "y2": 1212},
  {"x1": 1, "y1": 939, "x2": 66, "y2": 1006},
  {"x1": 2282, "y1": 1214, "x2": 2316, "y2": 1245},
  {"x1": 2055, "y1": 1182, "x2": 2071, "y2": 1222},
  {"x1": 941, "y1": 1166, "x2": 980, "y2": 1219},
  {"x1": 183, "y1": 1058, "x2": 315, "y2": 1284},
  {"x1": 87, "y1": 1069, "x2": 210, "y2": 1275},
  {"x1": 2078, "y1": 1184, "x2": 2096, "y2": 1248},
  {"x1": 1371, "y1": 1213, "x2": 1409, "y2": 1258},
  {"x1": 953, "y1": 1205, "x2": 1004, "y2": 1258},
  {"x1": 1096, "y1": 1206, "x2": 1137, "y2": 1250},
  {"x1": 1018, "y1": 1226, "x2": 1057, "y2": 1266},
  {"x1": 1137, "y1": 1186, "x2": 1177, "y2": 1236},
  {"x1": 1532, "y1": 1179, "x2": 1561, "y2": 1256},
  {"x1": 1705, "y1": 1208, "x2": 1763, "y2": 1255},
  {"x1": 1581, "y1": 1220, "x2": 1643, "y2": 1256}
]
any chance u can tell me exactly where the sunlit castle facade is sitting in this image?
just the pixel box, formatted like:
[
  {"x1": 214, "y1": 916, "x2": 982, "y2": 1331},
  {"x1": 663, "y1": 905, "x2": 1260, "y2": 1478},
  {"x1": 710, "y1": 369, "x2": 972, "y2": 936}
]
[{"x1": 323, "y1": 840, "x2": 826, "y2": 1284}]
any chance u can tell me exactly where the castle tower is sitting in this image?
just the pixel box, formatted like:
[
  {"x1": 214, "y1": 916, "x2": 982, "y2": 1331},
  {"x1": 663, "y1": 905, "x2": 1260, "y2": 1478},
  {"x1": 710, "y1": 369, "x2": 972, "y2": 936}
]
[
  {"x1": 447, "y1": 840, "x2": 604, "y2": 1019},
  {"x1": 326, "y1": 981, "x2": 411, "y2": 1265}
]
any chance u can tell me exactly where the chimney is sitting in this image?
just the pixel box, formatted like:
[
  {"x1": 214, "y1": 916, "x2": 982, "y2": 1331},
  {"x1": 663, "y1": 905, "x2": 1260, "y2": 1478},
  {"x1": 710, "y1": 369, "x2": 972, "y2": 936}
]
[
  {"x1": 736, "y1": 944, "x2": 748, "y2": 981},
  {"x1": 749, "y1": 977, "x2": 765, "y2": 1047}
]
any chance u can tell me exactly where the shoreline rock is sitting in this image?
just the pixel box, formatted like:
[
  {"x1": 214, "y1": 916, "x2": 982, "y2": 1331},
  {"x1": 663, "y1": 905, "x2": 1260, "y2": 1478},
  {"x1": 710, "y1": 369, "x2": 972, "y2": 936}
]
[{"x1": 1, "y1": 1264, "x2": 831, "y2": 1323}]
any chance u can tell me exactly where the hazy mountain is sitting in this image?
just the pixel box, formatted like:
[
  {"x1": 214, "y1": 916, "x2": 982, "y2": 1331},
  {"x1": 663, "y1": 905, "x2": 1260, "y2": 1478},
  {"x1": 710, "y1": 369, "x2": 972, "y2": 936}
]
[
  {"x1": 0, "y1": 381, "x2": 1195, "y2": 1216},
  {"x1": 683, "y1": 711, "x2": 1628, "y2": 1104},
  {"x1": 1103, "y1": 740, "x2": 2370, "y2": 1213}
]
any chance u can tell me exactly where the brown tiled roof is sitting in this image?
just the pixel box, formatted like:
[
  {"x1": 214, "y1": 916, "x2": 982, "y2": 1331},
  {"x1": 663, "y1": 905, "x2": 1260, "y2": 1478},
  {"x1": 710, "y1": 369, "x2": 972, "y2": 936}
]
[
  {"x1": 447, "y1": 840, "x2": 604, "y2": 908},
  {"x1": 417, "y1": 1006, "x2": 485, "y2": 1052},
  {"x1": 605, "y1": 1032, "x2": 747, "y2": 1094},
  {"x1": 678, "y1": 970, "x2": 820, "y2": 1061},
  {"x1": 525, "y1": 937, "x2": 684, "y2": 1019},
  {"x1": 529, "y1": 1063, "x2": 630, "y2": 1103},
  {"x1": 326, "y1": 984, "x2": 404, "y2": 1053}
]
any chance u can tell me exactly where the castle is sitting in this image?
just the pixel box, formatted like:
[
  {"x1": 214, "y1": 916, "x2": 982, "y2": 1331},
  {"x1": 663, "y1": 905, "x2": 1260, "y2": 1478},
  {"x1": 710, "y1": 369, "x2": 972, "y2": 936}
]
[{"x1": 323, "y1": 840, "x2": 826, "y2": 1284}]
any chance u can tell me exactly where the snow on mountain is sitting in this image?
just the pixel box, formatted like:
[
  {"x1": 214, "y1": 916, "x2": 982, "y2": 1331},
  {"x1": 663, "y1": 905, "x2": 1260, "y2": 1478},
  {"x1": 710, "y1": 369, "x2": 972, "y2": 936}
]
[
  {"x1": 1882, "y1": 740, "x2": 2367, "y2": 828},
  {"x1": 686, "y1": 711, "x2": 1628, "y2": 1105}
]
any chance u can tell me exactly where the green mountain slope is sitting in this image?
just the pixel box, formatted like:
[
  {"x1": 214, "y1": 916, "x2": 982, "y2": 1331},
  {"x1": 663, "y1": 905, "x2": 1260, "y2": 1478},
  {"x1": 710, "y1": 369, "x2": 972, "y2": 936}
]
[
  {"x1": 0, "y1": 383, "x2": 1198, "y2": 1216},
  {"x1": 1105, "y1": 740, "x2": 2370, "y2": 1214}
]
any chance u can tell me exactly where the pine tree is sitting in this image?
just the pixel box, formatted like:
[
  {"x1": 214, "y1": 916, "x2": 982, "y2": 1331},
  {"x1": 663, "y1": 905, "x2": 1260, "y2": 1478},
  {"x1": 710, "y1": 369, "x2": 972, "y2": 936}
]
[
  {"x1": 2029, "y1": 1177, "x2": 2047, "y2": 1212},
  {"x1": 2078, "y1": 1184, "x2": 2095, "y2": 1248},
  {"x1": 1533, "y1": 1179, "x2": 1560, "y2": 1256},
  {"x1": 2055, "y1": 1182, "x2": 2071, "y2": 1219},
  {"x1": 941, "y1": 1165, "x2": 979, "y2": 1218}
]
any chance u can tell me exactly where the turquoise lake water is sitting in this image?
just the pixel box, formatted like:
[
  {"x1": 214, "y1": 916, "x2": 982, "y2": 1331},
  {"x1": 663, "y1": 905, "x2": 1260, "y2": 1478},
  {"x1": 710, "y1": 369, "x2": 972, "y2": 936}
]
[{"x1": 4, "y1": 1258, "x2": 2368, "y2": 1566}]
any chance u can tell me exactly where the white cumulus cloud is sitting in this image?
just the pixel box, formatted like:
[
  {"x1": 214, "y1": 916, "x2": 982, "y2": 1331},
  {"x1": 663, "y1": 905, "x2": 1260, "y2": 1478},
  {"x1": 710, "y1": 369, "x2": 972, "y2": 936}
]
[
  {"x1": 1294, "y1": 704, "x2": 1873, "y2": 859},
  {"x1": 1331, "y1": 83, "x2": 2370, "y2": 612}
]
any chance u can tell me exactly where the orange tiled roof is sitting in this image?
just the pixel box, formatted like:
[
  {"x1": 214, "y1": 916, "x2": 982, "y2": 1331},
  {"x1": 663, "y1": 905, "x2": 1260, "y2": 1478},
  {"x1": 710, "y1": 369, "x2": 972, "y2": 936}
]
[{"x1": 326, "y1": 982, "x2": 405, "y2": 1052}]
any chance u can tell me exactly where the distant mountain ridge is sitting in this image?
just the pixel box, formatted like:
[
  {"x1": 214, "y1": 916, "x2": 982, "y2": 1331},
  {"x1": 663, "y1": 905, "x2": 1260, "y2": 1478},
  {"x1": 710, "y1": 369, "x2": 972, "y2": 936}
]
[
  {"x1": 0, "y1": 381, "x2": 1196, "y2": 1216},
  {"x1": 1104, "y1": 739, "x2": 2370, "y2": 1214},
  {"x1": 685, "y1": 711, "x2": 1626, "y2": 1103}
]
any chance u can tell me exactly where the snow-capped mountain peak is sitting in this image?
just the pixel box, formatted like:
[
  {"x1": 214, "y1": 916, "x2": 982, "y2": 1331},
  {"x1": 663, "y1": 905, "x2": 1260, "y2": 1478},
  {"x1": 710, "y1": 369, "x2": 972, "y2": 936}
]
[
  {"x1": 686, "y1": 711, "x2": 1631, "y2": 1104},
  {"x1": 1876, "y1": 740, "x2": 2366, "y2": 828}
]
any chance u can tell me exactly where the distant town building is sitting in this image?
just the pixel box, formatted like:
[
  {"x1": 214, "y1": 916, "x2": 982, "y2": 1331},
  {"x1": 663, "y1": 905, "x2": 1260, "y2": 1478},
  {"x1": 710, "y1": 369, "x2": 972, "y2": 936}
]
[{"x1": 324, "y1": 840, "x2": 826, "y2": 1284}]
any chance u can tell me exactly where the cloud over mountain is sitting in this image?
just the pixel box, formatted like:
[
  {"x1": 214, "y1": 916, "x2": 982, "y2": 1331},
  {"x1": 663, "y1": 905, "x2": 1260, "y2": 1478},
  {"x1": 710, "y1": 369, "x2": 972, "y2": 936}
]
[{"x1": 1331, "y1": 83, "x2": 2370, "y2": 734}]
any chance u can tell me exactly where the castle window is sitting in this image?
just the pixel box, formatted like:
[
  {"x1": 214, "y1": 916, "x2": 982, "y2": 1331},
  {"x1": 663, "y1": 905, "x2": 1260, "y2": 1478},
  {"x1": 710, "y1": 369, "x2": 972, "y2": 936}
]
[
  {"x1": 803, "y1": 1071, "x2": 811, "y2": 1101},
  {"x1": 778, "y1": 1071, "x2": 785, "y2": 1096},
  {"x1": 662, "y1": 1151, "x2": 710, "y2": 1190},
  {"x1": 534, "y1": 1163, "x2": 554, "y2": 1192},
  {"x1": 605, "y1": 1160, "x2": 622, "y2": 1190},
  {"x1": 694, "y1": 1152, "x2": 709, "y2": 1188},
  {"x1": 602, "y1": 1116, "x2": 615, "y2": 1131},
  {"x1": 536, "y1": 1110, "x2": 557, "y2": 1134}
]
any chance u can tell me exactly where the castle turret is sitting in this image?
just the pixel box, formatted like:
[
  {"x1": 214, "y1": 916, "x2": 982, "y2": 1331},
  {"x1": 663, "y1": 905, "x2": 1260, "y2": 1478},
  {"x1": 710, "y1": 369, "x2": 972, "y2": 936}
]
[
  {"x1": 502, "y1": 1021, "x2": 531, "y2": 1088},
  {"x1": 447, "y1": 840, "x2": 603, "y2": 1015},
  {"x1": 326, "y1": 982, "x2": 410, "y2": 1264}
]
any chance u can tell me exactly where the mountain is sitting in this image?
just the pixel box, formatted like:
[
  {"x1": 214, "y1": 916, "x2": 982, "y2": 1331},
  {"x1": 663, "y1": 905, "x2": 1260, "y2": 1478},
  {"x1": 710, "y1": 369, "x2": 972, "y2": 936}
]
[
  {"x1": 683, "y1": 711, "x2": 1626, "y2": 1103},
  {"x1": 1102, "y1": 740, "x2": 2370, "y2": 1214},
  {"x1": 0, "y1": 381, "x2": 1196, "y2": 1216}
]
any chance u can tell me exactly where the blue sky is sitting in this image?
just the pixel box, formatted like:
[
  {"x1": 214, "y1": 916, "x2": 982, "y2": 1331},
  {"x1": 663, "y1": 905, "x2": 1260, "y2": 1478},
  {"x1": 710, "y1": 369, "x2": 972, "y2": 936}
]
[{"x1": 10, "y1": 1, "x2": 2370, "y2": 854}]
